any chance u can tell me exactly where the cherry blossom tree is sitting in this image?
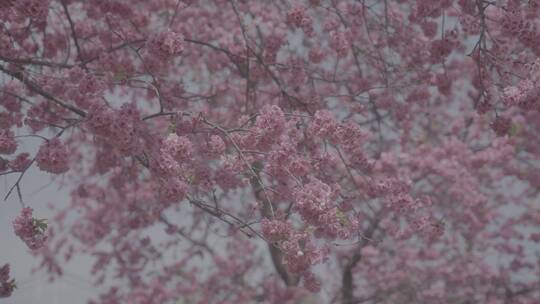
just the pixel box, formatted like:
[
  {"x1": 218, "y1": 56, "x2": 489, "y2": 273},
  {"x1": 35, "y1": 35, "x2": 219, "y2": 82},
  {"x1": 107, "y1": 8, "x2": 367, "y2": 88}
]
[{"x1": 1, "y1": 0, "x2": 540, "y2": 303}]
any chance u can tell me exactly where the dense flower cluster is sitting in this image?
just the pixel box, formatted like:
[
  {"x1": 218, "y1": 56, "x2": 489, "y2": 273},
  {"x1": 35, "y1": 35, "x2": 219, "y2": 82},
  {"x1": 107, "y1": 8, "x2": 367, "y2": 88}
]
[
  {"x1": 8, "y1": 153, "x2": 31, "y2": 172},
  {"x1": 158, "y1": 177, "x2": 187, "y2": 203},
  {"x1": 161, "y1": 133, "x2": 193, "y2": 162},
  {"x1": 35, "y1": 138, "x2": 70, "y2": 174},
  {"x1": 151, "y1": 133, "x2": 194, "y2": 177},
  {"x1": 287, "y1": 5, "x2": 313, "y2": 36},
  {"x1": 6, "y1": 0, "x2": 51, "y2": 23},
  {"x1": 12, "y1": 207, "x2": 48, "y2": 250},
  {"x1": 261, "y1": 219, "x2": 325, "y2": 292},
  {"x1": 490, "y1": 116, "x2": 512, "y2": 137},
  {"x1": 0, "y1": 264, "x2": 16, "y2": 298},
  {"x1": 87, "y1": 103, "x2": 143, "y2": 155},
  {"x1": 147, "y1": 30, "x2": 185, "y2": 60},
  {"x1": 293, "y1": 178, "x2": 357, "y2": 239},
  {"x1": 208, "y1": 135, "x2": 226, "y2": 154},
  {"x1": 309, "y1": 110, "x2": 337, "y2": 139},
  {"x1": 251, "y1": 105, "x2": 287, "y2": 148},
  {"x1": 0, "y1": 130, "x2": 17, "y2": 155},
  {"x1": 79, "y1": 73, "x2": 105, "y2": 96}
]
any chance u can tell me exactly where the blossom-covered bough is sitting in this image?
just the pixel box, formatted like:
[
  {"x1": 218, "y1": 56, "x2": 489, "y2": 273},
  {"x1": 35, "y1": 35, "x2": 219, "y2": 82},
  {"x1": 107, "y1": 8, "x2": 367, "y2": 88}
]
[{"x1": 1, "y1": 0, "x2": 539, "y2": 303}]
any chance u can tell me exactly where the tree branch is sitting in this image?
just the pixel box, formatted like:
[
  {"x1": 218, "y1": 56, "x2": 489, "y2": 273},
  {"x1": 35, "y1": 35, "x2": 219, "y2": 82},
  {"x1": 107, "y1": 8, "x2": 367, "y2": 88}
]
[
  {"x1": 250, "y1": 161, "x2": 299, "y2": 287},
  {"x1": 0, "y1": 65, "x2": 86, "y2": 117},
  {"x1": 342, "y1": 217, "x2": 380, "y2": 304},
  {"x1": 61, "y1": 1, "x2": 85, "y2": 66}
]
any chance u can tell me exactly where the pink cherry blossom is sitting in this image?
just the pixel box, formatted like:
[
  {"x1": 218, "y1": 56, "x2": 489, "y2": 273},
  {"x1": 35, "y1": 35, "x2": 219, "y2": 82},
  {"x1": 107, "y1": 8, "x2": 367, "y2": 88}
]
[
  {"x1": 12, "y1": 207, "x2": 48, "y2": 250},
  {"x1": 35, "y1": 138, "x2": 70, "y2": 174},
  {"x1": 147, "y1": 30, "x2": 185, "y2": 60},
  {"x1": 0, "y1": 264, "x2": 16, "y2": 299},
  {"x1": 0, "y1": 0, "x2": 538, "y2": 302},
  {"x1": 0, "y1": 130, "x2": 17, "y2": 155}
]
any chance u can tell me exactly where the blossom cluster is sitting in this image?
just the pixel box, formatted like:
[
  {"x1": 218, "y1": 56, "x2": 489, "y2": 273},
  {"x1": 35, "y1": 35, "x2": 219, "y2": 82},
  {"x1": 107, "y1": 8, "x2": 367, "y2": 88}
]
[
  {"x1": 502, "y1": 81, "x2": 540, "y2": 112},
  {"x1": 293, "y1": 177, "x2": 357, "y2": 239},
  {"x1": 8, "y1": 153, "x2": 31, "y2": 172},
  {"x1": 0, "y1": 130, "x2": 17, "y2": 155},
  {"x1": 151, "y1": 133, "x2": 193, "y2": 176},
  {"x1": 0, "y1": 264, "x2": 16, "y2": 298},
  {"x1": 87, "y1": 103, "x2": 143, "y2": 155},
  {"x1": 147, "y1": 30, "x2": 185, "y2": 60},
  {"x1": 35, "y1": 138, "x2": 70, "y2": 174},
  {"x1": 12, "y1": 207, "x2": 48, "y2": 250},
  {"x1": 261, "y1": 219, "x2": 324, "y2": 292},
  {"x1": 148, "y1": 133, "x2": 195, "y2": 203},
  {"x1": 287, "y1": 6, "x2": 314, "y2": 36}
]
